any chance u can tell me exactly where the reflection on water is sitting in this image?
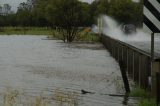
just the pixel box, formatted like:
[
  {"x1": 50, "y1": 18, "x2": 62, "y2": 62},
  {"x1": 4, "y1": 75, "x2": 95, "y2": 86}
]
[{"x1": 0, "y1": 35, "x2": 137, "y2": 105}]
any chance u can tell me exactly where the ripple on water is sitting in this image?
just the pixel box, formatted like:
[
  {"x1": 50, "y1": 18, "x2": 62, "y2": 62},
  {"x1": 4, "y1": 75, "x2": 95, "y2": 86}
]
[{"x1": 0, "y1": 35, "x2": 137, "y2": 106}]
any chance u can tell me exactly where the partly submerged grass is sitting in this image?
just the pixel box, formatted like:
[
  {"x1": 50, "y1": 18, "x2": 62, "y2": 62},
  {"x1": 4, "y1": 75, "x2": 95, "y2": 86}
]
[
  {"x1": 3, "y1": 89, "x2": 19, "y2": 106},
  {"x1": 0, "y1": 27, "x2": 100, "y2": 42},
  {"x1": 138, "y1": 99, "x2": 156, "y2": 106},
  {"x1": 3, "y1": 88, "x2": 79, "y2": 106},
  {"x1": 76, "y1": 32, "x2": 100, "y2": 42},
  {"x1": 0, "y1": 27, "x2": 53, "y2": 35},
  {"x1": 130, "y1": 86, "x2": 150, "y2": 98},
  {"x1": 130, "y1": 86, "x2": 157, "y2": 106}
]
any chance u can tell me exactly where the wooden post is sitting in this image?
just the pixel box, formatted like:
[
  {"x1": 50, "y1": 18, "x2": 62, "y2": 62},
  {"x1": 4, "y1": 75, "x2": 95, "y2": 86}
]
[
  {"x1": 123, "y1": 47, "x2": 127, "y2": 70},
  {"x1": 140, "y1": 55, "x2": 148, "y2": 88},
  {"x1": 126, "y1": 48, "x2": 129, "y2": 73},
  {"x1": 132, "y1": 52, "x2": 135, "y2": 80},
  {"x1": 151, "y1": 32, "x2": 155, "y2": 96},
  {"x1": 134, "y1": 52, "x2": 140, "y2": 84},
  {"x1": 156, "y1": 72, "x2": 160, "y2": 106},
  {"x1": 151, "y1": 33, "x2": 154, "y2": 61},
  {"x1": 139, "y1": 54, "x2": 141, "y2": 87},
  {"x1": 119, "y1": 61, "x2": 130, "y2": 93},
  {"x1": 128, "y1": 49, "x2": 133, "y2": 77},
  {"x1": 151, "y1": 61, "x2": 160, "y2": 97}
]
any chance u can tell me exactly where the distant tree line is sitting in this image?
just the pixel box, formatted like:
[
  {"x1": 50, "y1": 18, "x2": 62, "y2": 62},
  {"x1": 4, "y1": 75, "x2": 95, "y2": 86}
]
[
  {"x1": 0, "y1": 0, "x2": 143, "y2": 42},
  {"x1": 0, "y1": 0, "x2": 143, "y2": 27}
]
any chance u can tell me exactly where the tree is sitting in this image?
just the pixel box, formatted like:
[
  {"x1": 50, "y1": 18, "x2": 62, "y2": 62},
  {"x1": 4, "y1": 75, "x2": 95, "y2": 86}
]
[
  {"x1": 90, "y1": 0, "x2": 99, "y2": 23},
  {"x1": 32, "y1": 0, "x2": 50, "y2": 26},
  {"x1": 81, "y1": 2, "x2": 92, "y2": 26},
  {"x1": 97, "y1": 0, "x2": 109, "y2": 15},
  {"x1": 108, "y1": 0, "x2": 142, "y2": 26},
  {"x1": 16, "y1": 2, "x2": 33, "y2": 27},
  {"x1": 132, "y1": 0, "x2": 143, "y2": 27},
  {"x1": 45, "y1": 0, "x2": 85, "y2": 42},
  {"x1": 0, "y1": 6, "x2": 2, "y2": 13},
  {"x1": 3, "y1": 4, "x2": 11, "y2": 14},
  {"x1": 89, "y1": 0, "x2": 110, "y2": 24}
]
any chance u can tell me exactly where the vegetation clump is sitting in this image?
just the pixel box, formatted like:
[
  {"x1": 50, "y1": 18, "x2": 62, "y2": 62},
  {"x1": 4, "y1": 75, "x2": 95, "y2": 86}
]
[
  {"x1": 0, "y1": 0, "x2": 143, "y2": 42},
  {"x1": 130, "y1": 86, "x2": 156, "y2": 106},
  {"x1": 130, "y1": 86, "x2": 150, "y2": 98},
  {"x1": 2, "y1": 88, "x2": 79, "y2": 106}
]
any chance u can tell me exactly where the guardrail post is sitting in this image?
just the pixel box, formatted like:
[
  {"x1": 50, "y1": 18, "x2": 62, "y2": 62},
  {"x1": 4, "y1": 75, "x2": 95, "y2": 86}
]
[
  {"x1": 156, "y1": 72, "x2": 160, "y2": 106},
  {"x1": 139, "y1": 54, "x2": 141, "y2": 87},
  {"x1": 134, "y1": 52, "x2": 140, "y2": 84},
  {"x1": 119, "y1": 61, "x2": 130, "y2": 93},
  {"x1": 126, "y1": 48, "x2": 129, "y2": 74},
  {"x1": 123, "y1": 47, "x2": 127, "y2": 70},
  {"x1": 140, "y1": 55, "x2": 148, "y2": 88},
  {"x1": 101, "y1": 34, "x2": 160, "y2": 100},
  {"x1": 151, "y1": 61, "x2": 160, "y2": 97},
  {"x1": 128, "y1": 49, "x2": 134, "y2": 78},
  {"x1": 116, "y1": 45, "x2": 119, "y2": 61},
  {"x1": 115, "y1": 43, "x2": 118, "y2": 61},
  {"x1": 119, "y1": 45, "x2": 123, "y2": 62},
  {"x1": 132, "y1": 51, "x2": 135, "y2": 79}
]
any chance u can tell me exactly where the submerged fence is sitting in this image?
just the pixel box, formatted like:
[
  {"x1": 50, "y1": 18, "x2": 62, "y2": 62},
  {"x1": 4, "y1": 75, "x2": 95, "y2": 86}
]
[{"x1": 101, "y1": 34, "x2": 160, "y2": 98}]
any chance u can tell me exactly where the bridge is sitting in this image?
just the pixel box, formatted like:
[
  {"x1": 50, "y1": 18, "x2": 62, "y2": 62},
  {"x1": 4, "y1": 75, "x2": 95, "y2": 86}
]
[
  {"x1": 98, "y1": 0, "x2": 160, "y2": 103},
  {"x1": 101, "y1": 34, "x2": 160, "y2": 100}
]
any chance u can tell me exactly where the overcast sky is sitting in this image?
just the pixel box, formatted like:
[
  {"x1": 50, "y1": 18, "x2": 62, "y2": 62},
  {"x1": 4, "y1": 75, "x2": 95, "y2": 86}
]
[
  {"x1": 0, "y1": 0, "x2": 92, "y2": 11},
  {"x1": 0, "y1": 0, "x2": 26, "y2": 11},
  {"x1": 80, "y1": 0, "x2": 93, "y2": 3},
  {"x1": 0, "y1": 0, "x2": 139, "y2": 12}
]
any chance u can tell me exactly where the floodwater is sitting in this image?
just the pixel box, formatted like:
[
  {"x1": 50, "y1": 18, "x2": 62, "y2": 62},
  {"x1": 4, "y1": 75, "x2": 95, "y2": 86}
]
[
  {"x1": 126, "y1": 35, "x2": 160, "y2": 58},
  {"x1": 0, "y1": 35, "x2": 137, "y2": 106}
]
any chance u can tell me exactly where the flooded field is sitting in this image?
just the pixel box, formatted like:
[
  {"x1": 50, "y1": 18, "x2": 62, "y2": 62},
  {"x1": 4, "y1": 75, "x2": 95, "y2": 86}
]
[{"x1": 0, "y1": 35, "x2": 137, "y2": 106}]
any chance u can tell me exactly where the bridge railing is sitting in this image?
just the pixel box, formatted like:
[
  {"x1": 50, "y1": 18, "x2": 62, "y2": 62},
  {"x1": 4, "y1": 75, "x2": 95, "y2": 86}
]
[{"x1": 101, "y1": 34, "x2": 160, "y2": 97}]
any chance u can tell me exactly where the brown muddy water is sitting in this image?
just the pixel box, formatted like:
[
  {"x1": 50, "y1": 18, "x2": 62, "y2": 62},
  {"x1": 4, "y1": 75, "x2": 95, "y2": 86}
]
[{"x1": 0, "y1": 35, "x2": 137, "y2": 106}]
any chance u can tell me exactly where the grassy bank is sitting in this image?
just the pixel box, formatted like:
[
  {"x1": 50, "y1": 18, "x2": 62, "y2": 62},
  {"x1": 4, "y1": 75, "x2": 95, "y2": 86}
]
[
  {"x1": 0, "y1": 27, "x2": 53, "y2": 35},
  {"x1": 130, "y1": 86, "x2": 156, "y2": 106},
  {"x1": 0, "y1": 27, "x2": 100, "y2": 42}
]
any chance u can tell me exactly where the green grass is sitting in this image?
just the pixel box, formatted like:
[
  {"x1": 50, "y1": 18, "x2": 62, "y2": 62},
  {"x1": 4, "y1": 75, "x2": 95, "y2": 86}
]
[
  {"x1": 76, "y1": 31, "x2": 100, "y2": 42},
  {"x1": 130, "y1": 86, "x2": 150, "y2": 98},
  {"x1": 0, "y1": 27, "x2": 53, "y2": 35},
  {"x1": 138, "y1": 99, "x2": 156, "y2": 106},
  {"x1": 0, "y1": 27, "x2": 100, "y2": 42},
  {"x1": 130, "y1": 86, "x2": 157, "y2": 106}
]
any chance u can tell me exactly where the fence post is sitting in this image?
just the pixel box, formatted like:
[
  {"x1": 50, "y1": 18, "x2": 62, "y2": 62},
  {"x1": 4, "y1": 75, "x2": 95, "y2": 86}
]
[
  {"x1": 151, "y1": 60, "x2": 160, "y2": 98},
  {"x1": 156, "y1": 72, "x2": 160, "y2": 106},
  {"x1": 138, "y1": 54, "x2": 142, "y2": 87},
  {"x1": 119, "y1": 61, "x2": 130, "y2": 93},
  {"x1": 140, "y1": 55, "x2": 148, "y2": 89},
  {"x1": 134, "y1": 52, "x2": 140, "y2": 84}
]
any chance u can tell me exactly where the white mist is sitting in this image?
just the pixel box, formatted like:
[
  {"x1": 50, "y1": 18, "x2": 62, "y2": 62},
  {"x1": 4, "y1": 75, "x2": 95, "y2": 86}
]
[{"x1": 100, "y1": 15, "x2": 156, "y2": 42}]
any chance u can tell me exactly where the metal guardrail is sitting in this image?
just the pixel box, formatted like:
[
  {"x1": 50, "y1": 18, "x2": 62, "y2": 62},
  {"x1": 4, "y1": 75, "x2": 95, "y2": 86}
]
[
  {"x1": 101, "y1": 34, "x2": 160, "y2": 98},
  {"x1": 101, "y1": 35, "x2": 151, "y2": 88}
]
